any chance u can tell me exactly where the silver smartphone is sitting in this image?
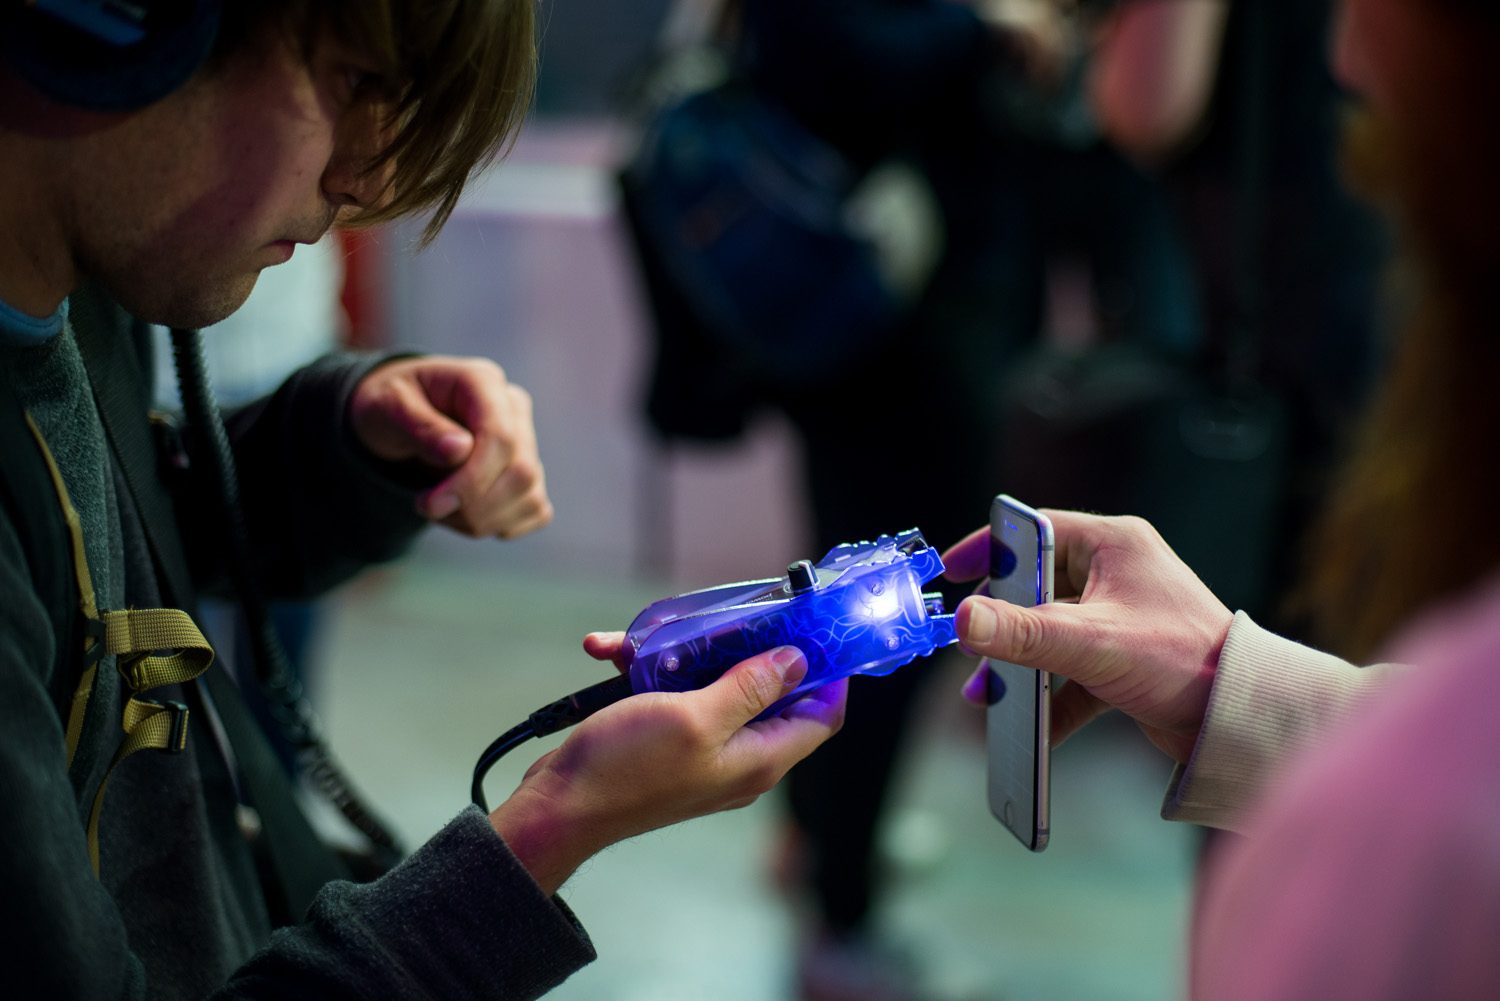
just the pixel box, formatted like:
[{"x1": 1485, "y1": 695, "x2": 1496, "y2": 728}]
[{"x1": 984, "y1": 494, "x2": 1053, "y2": 851}]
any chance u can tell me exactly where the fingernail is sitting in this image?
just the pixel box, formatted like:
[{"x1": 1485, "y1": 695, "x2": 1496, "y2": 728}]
[
  {"x1": 425, "y1": 492, "x2": 460, "y2": 519},
  {"x1": 772, "y1": 647, "x2": 807, "y2": 690},
  {"x1": 962, "y1": 599, "x2": 997, "y2": 646},
  {"x1": 437, "y1": 432, "x2": 472, "y2": 462}
]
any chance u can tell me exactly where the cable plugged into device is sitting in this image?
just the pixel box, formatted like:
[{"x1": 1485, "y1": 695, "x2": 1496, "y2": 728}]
[{"x1": 471, "y1": 674, "x2": 634, "y2": 810}]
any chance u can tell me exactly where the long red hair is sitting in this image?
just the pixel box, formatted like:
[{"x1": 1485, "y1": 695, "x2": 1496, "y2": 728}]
[{"x1": 1303, "y1": 1, "x2": 1500, "y2": 660}]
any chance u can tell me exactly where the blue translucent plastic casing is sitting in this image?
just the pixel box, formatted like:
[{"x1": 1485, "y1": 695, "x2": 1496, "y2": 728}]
[{"x1": 625, "y1": 529, "x2": 959, "y2": 718}]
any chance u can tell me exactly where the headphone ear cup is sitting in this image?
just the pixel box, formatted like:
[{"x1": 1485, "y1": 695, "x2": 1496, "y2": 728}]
[{"x1": 2, "y1": 1, "x2": 222, "y2": 112}]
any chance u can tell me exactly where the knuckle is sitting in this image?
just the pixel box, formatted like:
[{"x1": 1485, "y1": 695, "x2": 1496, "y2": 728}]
[
  {"x1": 488, "y1": 420, "x2": 519, "y2": 448},
  {"x1": 733, "y1": 662, "x2": 777, "y2": 714},
  {"x1": 506, "y1": 456, "x2": 540, "y2": 491},
  {"x1": 475, "y1": 357, "x2": 507, "y2": 385},
  {"x1": 386, "y1": 375, "x2": 423, "y2": 411},
  {"x1": 1114, "y1": 514, "x2": 1160, "y2": 546},
  {"x1": 742, "y1": 761, "x2": 781, "y2": 797},
  {"x1": 495, "y1": 497, "x2": 552, "y2": 540},
  {"x1": 1005, "y1": 607, "x2": 1048, "y2": 662}
]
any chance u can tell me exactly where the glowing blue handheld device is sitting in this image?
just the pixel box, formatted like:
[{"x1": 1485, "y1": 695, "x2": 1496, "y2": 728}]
[
  {"x1": 624, "y1": 529, "x2": 959, "y2": 716},
  {"x1": 470, "y1": 529, "x2": 959, "y2": 809}
]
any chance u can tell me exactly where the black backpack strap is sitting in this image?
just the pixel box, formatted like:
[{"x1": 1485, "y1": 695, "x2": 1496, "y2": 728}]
[
  {"x1": 67, "y1": 291, "x2": 198, "y2": 603},
  {"x1": 0, "y1": 378, "x2": 85, "y2": 765},
  {"x1": 67, "y1": 285, "x2": 350, "y2": 920}
]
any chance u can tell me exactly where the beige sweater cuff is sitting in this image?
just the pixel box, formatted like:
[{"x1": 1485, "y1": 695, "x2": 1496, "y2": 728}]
[{"x1": 1161, "y1": 612, "x2": 1403, "y2": 831}]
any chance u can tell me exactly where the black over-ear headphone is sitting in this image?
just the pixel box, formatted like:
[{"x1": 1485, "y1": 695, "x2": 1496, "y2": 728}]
[{"x1": 2, "y1": 0, "x2": 222, "y2": 111}]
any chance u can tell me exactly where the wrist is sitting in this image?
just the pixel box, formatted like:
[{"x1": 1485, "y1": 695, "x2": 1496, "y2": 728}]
[
  {"x1": 1167, "y1": 606, "x2": 1237, "y2": 761},
  {"x1": 488, "y1": 786, "x2": 598, "y2": 896}
]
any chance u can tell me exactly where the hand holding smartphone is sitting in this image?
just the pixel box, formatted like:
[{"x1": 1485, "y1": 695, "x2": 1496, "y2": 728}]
[{"x1": 984, "y1": 494, "x2": 1053, "y2": 851}]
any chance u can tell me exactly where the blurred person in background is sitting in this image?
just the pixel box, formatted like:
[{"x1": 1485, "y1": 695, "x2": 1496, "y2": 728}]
[
  {"x1": 1087, "y1": 0, "x2": 1389, "y2": 633},
  {"x1": 1071, "y1": 0, "x2": 1394, "y2": 904},
  {"x1": 736, "y1": 1, "x2": 1201, "y2": 997},
  {"x1": 945, "y1": 0, "x2": 1500, "y2": 994}
]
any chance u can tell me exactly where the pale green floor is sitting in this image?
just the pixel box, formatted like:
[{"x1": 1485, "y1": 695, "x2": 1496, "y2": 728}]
[{"x1": 308, "y1": 538, "x2": 1199, "y2": 1001}]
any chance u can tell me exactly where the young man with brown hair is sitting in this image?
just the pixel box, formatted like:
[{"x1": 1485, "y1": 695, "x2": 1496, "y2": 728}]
[{"x1": 0, "y1": 3, "x2": 844, "y2": 996}]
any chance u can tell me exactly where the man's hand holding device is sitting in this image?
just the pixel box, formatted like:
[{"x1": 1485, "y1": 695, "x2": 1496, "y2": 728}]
[
  {"x1": 490, "y1": 646, "x2": 847, "y2": 896},
  {"x1": 942, "y1": 507, "x2": 1235, "y2": 766},
  {"x1": 471, "y1": 530, "x2": 959, "y2": 888}
]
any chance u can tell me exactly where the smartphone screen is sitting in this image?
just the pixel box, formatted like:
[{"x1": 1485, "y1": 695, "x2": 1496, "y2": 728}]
[{"x1": 984, "y1": 494, "x2": 1053, "y2": 851}]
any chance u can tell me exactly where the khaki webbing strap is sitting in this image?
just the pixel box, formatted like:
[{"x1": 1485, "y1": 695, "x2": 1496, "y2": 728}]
[
  {"x1": 84, "y1": 699, "x2": 191, "y2": 873},
  {"x1": 80, "y1": 609, "x2": 212, "y2": 875},
  {"x1": 64, "y1": 664, "x2": 99, "y2": 766},
  {"x1": 77, "y1": 612, "x2": 211, "y2": 875},
  {"x1": 103, "y1": 608, "x2": 214, "y2": 690},
  {"x1": 23, "y1": 411, "x2": 215, "y2": 875},
  {"x1": 23, "y1": 413, "x2": 103, "y2": 765}
]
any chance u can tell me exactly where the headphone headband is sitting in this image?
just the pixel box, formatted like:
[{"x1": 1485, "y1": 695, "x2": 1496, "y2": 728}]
[{"x1": 3, "y1": 0, "x2": 222, "y2": 111}]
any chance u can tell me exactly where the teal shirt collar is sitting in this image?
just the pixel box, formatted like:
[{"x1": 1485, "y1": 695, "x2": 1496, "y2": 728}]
[{"x1": 0, "y1": 297, "x2": 68, "y2": 346}]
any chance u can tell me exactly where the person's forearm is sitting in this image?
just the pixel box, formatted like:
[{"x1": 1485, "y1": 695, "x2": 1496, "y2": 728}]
[
  {"x1": 195, "y1": 351, "x2": 429, "y2": 599},
  {"x1": 1089, "y1": 0, "x2": 1229, "y2": 162},
  {"x1": 226, "y1": 808, "x2": 596, "y2": 999}
]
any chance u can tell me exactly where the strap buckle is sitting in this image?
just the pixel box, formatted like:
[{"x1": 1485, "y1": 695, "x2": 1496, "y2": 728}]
[{"x1": 138, "y1": 699, "x2": 191, "y2": 754}]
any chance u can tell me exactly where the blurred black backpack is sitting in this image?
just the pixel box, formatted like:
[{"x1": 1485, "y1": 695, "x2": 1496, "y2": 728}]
[{"x1": 615, "y1": 0, "x2": 913, "y2": 441}]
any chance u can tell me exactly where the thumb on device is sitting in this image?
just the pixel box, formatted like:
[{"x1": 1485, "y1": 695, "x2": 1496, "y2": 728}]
[
  {"x1": 700, "y1": 646, "x2": 808, "y2": 731},
  {"x1": 957, "y1": 595, "x2": 1065, "y2": 668}
]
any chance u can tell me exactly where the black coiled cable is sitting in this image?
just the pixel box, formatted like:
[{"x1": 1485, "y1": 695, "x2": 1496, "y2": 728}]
[{"x1": 170, "y1": 328, "x2": 403, "y2": 870}]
